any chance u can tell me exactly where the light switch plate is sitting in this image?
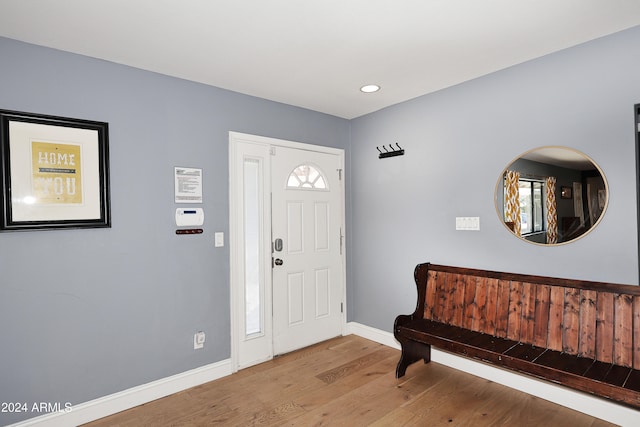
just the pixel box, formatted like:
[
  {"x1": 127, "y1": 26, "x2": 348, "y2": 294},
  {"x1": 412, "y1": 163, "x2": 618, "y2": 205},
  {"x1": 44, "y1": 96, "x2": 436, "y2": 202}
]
[
  {"x1": 214, "y1": 232, "x2": 224, "y2": 247},
  {"x1": 456, "y1": 217, "x2": 480, "y2": 231}
]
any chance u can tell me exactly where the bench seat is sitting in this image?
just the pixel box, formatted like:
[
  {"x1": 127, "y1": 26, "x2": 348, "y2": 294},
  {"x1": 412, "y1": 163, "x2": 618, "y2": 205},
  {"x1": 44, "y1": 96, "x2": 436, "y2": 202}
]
[
  {"x1": 397, "y1": 318, "x2": 640, "y2": 404},
  {"x1": 394, "y1": 263, "x2": 640, "y2": 409}
]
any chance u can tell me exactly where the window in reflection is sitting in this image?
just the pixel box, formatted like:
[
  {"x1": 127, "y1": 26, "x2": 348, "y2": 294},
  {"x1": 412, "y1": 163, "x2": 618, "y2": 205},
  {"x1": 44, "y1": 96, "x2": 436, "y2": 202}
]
[{"x1": 519, "y1": 180, "x2": 544, "y2": 235}]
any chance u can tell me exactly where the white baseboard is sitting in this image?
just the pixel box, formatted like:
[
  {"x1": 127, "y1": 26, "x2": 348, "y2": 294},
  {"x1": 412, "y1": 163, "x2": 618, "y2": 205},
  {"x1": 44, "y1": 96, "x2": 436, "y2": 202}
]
[
  {"x1": 346, "y1": 321, "x2": 640, "y2": 427},
  {"x1": 7, "y1": 359, "x2": 233, "y2": 427},
  {"x1": 346, "y1": 321, "x2": 401, "y2": 350}
]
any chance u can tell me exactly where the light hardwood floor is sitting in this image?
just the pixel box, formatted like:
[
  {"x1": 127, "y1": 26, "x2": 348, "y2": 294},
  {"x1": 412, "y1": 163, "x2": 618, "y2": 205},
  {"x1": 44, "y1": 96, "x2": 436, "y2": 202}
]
[{"x1": 84, "y1": 335, "x2": 614, "y2": 426}]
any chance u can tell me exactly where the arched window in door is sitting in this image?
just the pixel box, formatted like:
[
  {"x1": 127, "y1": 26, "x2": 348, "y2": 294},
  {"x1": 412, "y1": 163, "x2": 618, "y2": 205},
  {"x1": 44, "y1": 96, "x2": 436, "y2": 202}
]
[{"x1": 286, "y1": 164, "x2": 327, "y2": 190}]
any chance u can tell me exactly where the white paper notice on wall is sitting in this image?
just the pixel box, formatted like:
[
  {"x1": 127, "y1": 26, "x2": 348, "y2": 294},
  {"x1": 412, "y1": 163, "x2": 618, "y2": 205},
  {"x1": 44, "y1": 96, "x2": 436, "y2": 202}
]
[
  {"x1": 176, "y1": 208, "x2": 204, "y2": 226},
  {"x1": 175, "y1": 167, "x2": 203, "y2": 203}
]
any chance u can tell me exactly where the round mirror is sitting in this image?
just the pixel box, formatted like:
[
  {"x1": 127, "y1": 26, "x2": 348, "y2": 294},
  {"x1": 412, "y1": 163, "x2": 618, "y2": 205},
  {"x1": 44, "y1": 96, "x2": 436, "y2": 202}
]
[{"x1": 496, "y1": 146, "x2": 608, "y2": 245}]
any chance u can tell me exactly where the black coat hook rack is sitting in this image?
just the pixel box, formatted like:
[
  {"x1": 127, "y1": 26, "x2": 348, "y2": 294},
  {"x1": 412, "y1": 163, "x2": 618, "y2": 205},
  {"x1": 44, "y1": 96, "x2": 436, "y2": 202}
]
[{"x1": 377, "y1": 143, "x2": 405, "y2": 159}]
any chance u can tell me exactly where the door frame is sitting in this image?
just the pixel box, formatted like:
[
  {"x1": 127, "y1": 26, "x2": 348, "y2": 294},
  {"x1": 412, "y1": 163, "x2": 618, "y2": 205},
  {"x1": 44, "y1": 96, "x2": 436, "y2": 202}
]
[{"x1": 228, "y1": 131, "x2": 347, "y2": 373}]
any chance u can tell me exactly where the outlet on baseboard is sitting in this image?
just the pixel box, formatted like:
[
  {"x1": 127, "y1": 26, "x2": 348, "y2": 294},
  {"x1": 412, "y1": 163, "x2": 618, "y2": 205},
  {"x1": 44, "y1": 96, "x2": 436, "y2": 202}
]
[{"x1": 194, "y1": 331, "x2": 205, "y2": 349}]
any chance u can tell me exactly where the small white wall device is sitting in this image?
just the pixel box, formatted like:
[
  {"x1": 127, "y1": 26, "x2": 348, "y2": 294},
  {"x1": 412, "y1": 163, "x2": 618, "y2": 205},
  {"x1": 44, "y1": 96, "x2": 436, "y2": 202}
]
[
  {"x1": 175, "y1": 208, "x2": 204, "y2": 227},
  {"x1": 194, "y1": 331, "x2": 205, "y2": 350}
]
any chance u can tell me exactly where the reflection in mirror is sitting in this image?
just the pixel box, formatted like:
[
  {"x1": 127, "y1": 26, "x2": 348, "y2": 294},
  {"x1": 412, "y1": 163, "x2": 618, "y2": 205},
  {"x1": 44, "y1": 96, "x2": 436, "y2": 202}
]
[{"x1": 496, "y1": 146, "x2": 608, "y2": 245}]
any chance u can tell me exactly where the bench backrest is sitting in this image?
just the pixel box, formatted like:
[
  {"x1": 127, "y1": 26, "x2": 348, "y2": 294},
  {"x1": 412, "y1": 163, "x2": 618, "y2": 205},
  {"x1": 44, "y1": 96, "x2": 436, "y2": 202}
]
[{"x1": 415, "y1": 263, "x2": 640, "y2": 368}]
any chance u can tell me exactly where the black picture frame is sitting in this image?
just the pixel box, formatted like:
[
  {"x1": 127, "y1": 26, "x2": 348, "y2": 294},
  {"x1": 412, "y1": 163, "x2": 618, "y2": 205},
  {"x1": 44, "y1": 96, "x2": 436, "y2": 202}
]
[
  {"x1": 0, "y1": 109, "x2": 110, "y2": 231},
  {"x1": 560, "y1": 186, "x2": 572, "y2": 199}
]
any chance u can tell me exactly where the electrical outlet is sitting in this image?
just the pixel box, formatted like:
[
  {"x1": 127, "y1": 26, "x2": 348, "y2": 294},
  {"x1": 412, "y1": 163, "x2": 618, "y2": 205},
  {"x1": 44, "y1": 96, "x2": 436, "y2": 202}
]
[{"x1": 194, "y1": 331, "x2": 205, "y2": 349}]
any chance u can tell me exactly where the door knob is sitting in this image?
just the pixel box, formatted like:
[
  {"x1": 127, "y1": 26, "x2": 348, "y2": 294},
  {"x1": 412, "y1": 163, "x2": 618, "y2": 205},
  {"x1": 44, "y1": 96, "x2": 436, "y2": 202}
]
[{"x1": 274, "y1": 258, "x2": 283, "y2": 266}]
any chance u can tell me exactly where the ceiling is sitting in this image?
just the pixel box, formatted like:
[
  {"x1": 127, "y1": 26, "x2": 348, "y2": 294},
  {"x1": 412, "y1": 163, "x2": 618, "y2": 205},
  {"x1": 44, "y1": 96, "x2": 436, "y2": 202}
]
[
  {"x1": 522, "y1": 147, "x2": 598, "y2": 171},
  {"x1": 1, "y1": 1, "x2": 640, "y2": 119}
]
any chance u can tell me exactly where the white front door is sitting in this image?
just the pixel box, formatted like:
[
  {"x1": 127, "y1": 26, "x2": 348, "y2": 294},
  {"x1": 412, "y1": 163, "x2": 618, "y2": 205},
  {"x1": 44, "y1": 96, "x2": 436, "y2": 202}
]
[
  {"x1": 229, "y1": 132, "x2": 345, "y2": 370},
  {"x1": 271, "y1": 146, "x2": 344, "y2": 355}
]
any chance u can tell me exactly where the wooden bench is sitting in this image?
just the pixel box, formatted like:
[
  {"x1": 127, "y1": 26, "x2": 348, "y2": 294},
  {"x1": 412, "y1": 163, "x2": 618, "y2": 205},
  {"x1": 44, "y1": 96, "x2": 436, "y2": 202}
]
[{"x1": 394, "y1": 262, "x2": 640, "y2": 409}]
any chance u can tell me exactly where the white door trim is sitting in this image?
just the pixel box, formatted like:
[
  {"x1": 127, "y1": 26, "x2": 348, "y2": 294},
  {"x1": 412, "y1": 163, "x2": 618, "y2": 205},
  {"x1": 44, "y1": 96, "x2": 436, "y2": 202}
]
[{"x1": 229, "y1": 131, "x2": 347, "y2": 373}]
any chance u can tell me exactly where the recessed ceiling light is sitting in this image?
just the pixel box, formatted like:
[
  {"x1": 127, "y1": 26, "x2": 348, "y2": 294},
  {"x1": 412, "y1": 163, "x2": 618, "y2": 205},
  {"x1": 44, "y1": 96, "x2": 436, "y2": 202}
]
[{"x1": 360, "y1": 84, "x2": 380, "y2": 93}]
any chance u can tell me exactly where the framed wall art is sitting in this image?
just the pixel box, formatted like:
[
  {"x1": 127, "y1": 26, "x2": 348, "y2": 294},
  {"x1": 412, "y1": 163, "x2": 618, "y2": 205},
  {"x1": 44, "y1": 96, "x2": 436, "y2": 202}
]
[
  {"x1": 560, "y1": 186, "x2": 572, "y2": 199},
  {"x1": 0, "y1": 109, "x2": 110, "y2": 231}
]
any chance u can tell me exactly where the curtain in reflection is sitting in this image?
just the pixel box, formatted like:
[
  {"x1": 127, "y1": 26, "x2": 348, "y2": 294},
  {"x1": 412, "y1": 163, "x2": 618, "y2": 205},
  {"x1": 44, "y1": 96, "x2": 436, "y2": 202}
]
[
  {"x1": 505, "y1": 170, "x2": 521, "y2": 236},
  {"x1": 546, "y1": 176, "x2": 557, "y2": 244}
]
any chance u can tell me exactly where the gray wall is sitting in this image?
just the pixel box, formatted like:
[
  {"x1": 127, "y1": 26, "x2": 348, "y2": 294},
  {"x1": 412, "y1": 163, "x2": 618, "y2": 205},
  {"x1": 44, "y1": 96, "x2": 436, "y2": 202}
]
[
  {"x1": 0, "y1": 37, "x2": 350, "y2": 425},
  {"x1": 348, "y1": 26, "x2": 640, "y2": 331}
]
